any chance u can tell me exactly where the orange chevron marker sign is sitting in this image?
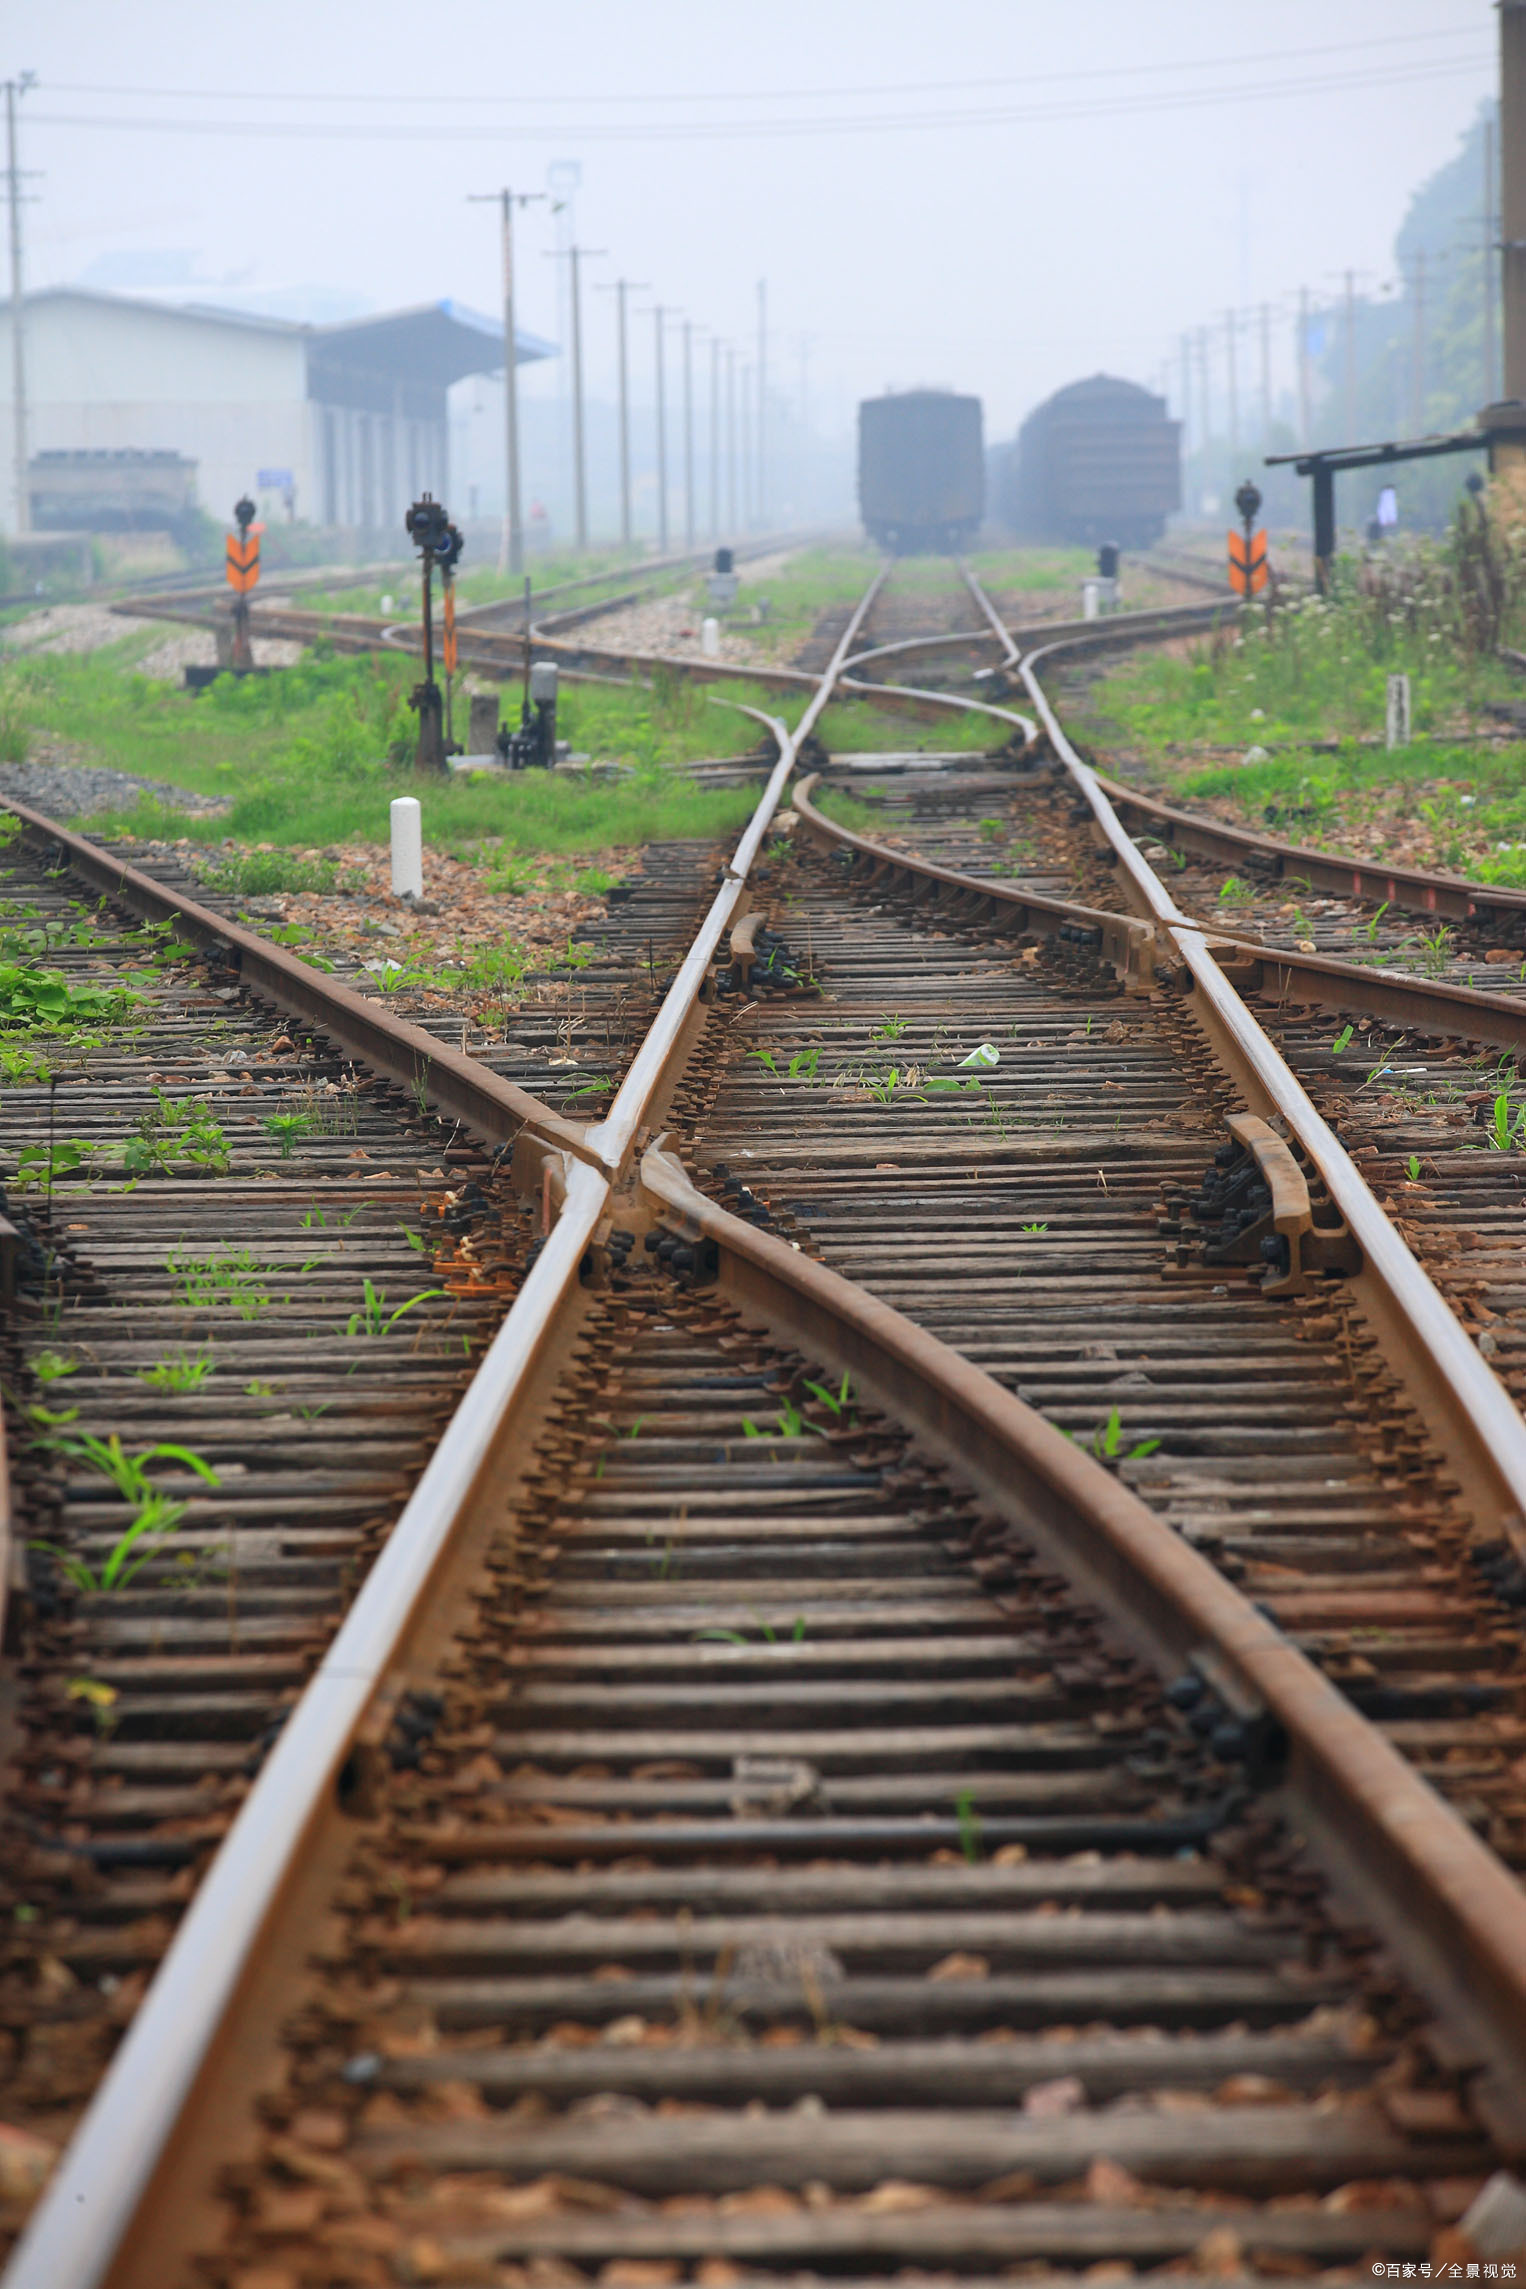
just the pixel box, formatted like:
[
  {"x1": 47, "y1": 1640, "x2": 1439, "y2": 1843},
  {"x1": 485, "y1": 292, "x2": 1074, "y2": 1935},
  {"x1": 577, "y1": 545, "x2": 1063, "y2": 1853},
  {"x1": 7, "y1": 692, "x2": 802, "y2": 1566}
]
[
  {"x1": 1227, "y1": 527, "x2": 1268, "y2": 597},
  {"x1": 225, "y1": 529, "x2": 261, "y2": 594}
]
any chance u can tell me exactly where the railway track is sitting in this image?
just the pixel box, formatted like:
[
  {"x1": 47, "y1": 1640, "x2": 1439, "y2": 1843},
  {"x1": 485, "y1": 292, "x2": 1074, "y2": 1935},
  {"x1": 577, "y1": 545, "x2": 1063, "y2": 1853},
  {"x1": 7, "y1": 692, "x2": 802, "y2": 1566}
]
[{"x1": 7, "y1": 561, "x2": 1526, "y2": 2283}]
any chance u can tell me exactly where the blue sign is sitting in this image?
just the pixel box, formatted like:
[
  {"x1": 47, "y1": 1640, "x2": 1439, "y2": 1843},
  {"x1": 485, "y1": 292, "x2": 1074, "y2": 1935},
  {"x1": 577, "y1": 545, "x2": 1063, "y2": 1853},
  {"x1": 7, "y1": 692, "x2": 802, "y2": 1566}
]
[{"x1": 257, "y1": 467, "x2": 293, "y2": 490}]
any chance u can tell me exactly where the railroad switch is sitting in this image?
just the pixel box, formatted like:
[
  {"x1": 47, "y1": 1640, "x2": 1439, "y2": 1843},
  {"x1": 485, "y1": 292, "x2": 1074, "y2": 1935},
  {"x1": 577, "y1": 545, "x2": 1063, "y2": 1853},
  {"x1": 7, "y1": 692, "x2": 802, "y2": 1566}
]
[{"x1": 1160, "y1": 1114, "x2": 1361, "y2": 1297}]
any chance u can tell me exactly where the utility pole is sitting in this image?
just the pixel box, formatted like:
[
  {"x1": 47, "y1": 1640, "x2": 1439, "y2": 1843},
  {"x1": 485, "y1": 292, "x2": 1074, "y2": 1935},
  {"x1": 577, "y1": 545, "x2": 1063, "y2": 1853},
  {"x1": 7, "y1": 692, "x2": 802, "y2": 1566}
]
[
  {"x1": 726, "y1": 346, "x2": 737, "y2": 532},
  {"x1": 1343, "y1": 269, "x2": 1357, "y2": 443},
  {"x1": 756, "y1": 277, "x2": 767, "y2": 532},
  {"x1": 710, "y1": 336, "x2": 722, "y2": 540},
  {"x1": 1504, "y1": 3, "x2": 1526, "y2": 400},
  {"x1": 640, "y1": 303, "x2": 671, "y2": 551},
  {"x1": 469, "y1": 187, "x2": 546, "y2": 576},
  {"x1": 596, "y1": 277, "x2": 647, "y2": 550},
  {"x1": 740, "y1": 363, "x2": 753, "y2": 529},
  {"x1": 1196, "y1": 326, "x2": 1211, "y2": 459},
  {"x1": 547, "y1": 244, "x2": 603, "y2": 547},
  {"x1": 1298, "y1": 288, "x2": 1312, "y2": 450},
  {"x1": 1259, "y1": 301, "x2": 1272, "y2": 439},
  {"x1": 1485, "y1": 113, "x2": 1499, "y2": 404},
  {"x1": 5, "y1": 74, "x2": 35, "y2": 537},
  {"x1": 1412, "y1": 249, "x2": 1427, "y2": 432},
  {"x1": 1224, "y1": 309, "x2": 1239, "y2": 454},
  {"x1": 1179, "y1": 333, "x2": 1192, "y2": 462},
  {"x1": 682, "y1": 319, "x2": 695, "y2": 549}
]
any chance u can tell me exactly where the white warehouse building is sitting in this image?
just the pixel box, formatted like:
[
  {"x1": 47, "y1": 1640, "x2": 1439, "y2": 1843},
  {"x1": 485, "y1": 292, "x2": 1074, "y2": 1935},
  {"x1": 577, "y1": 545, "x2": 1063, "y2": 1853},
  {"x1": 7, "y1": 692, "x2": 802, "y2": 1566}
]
[{"x1": 0, "y1": 287, "x2": 554, "y2": 537}]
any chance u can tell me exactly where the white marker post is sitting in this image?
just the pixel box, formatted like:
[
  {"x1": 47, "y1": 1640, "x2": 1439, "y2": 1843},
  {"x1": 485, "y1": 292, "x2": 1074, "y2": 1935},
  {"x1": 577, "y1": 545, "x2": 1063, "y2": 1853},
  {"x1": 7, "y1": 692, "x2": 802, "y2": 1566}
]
[
  {"x1": 701, "y1": 617, "x2": 720, "y2": 657},
  {"x1": 1386, "y1": 673, "x2": 1412, "y2": 751},
  {"x1": 390, "y1": 795, "x2": 423, "y2": 900}
]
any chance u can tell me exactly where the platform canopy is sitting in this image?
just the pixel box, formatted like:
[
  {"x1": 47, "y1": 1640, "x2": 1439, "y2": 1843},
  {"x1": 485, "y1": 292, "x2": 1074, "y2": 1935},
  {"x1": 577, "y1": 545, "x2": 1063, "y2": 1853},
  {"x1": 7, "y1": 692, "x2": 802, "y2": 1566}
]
[{"x1": 311, "y1": 300, "x2": 555, "y2": 388}]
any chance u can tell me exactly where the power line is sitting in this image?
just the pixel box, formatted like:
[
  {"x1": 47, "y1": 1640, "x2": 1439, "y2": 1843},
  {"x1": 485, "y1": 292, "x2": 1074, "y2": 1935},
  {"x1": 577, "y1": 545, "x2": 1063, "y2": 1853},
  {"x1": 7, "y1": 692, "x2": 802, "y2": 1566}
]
[
  {"x1": 39, "y1": 27, "x2": 1489, "y2": 110},
  {"x1": 24, "y1": 56, "x2": 1491, "y2": 146}
]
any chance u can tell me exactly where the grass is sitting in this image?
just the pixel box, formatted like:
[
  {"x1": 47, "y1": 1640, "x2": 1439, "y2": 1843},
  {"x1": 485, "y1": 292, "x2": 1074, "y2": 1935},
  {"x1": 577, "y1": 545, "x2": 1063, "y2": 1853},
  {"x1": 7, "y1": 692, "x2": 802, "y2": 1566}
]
[
  {"x1": 0, "y1": 645, "x2": 777, "y2": 860},
  {"x1": 816, "y1": 698, "x2": 1001, "y2": 755},
  {"x1": 964, "y1": 544, "x2": 1095, "y2": 593},
  {"x1": 1082, "y1": 523, "x2": 1526, "y2": 879}
]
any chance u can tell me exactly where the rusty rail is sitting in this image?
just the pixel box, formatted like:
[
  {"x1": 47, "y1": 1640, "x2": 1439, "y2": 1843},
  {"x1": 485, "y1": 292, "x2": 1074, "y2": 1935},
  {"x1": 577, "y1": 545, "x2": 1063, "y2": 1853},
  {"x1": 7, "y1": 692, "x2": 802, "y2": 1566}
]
[{"x1": 14, "y1": 556, "x2": 1526, "y2": 2284}]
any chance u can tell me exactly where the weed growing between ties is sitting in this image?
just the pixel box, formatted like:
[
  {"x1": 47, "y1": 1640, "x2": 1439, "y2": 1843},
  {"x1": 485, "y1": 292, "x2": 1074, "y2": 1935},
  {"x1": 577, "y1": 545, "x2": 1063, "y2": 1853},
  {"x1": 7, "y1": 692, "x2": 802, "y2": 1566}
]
[{"x1": 30, "y1": 1434, "x2": 221, "y2": 1593}]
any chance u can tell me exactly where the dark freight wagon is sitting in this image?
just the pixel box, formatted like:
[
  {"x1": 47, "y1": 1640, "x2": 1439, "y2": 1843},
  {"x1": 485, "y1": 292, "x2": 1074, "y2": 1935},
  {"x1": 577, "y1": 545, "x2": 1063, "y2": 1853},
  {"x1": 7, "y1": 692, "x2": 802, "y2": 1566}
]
[
  {"x1": 858, "y1": 389, "x2": 985, "y2": 553},
  {"x1": 1000, "y1": 374, "x2": 1180, "y2": 548}
]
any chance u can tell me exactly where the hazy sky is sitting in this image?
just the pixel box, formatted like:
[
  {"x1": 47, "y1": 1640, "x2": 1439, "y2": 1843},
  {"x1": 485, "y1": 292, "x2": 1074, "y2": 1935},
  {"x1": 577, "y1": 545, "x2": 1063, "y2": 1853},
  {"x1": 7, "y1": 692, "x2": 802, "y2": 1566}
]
[{"x1": 14, "y1": 0, "x2": 1496, "y2": 442}]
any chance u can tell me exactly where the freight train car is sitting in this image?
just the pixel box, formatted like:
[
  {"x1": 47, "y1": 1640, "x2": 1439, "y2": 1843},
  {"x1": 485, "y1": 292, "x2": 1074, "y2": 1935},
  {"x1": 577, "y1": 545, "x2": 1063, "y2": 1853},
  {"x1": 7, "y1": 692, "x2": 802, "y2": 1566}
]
[
  {"x1": 999, "y1": 375, "x2": 1179, "y2": 548},
  {"x1": 858, "y1": 389, "x2": 984, "y2": 553}
]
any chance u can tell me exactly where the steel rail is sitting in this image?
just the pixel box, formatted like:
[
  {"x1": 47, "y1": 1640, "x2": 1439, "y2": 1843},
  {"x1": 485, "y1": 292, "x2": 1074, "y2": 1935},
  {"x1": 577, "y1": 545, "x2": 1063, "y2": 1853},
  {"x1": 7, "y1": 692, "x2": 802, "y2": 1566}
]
[
  {"x1": 0, "y1": 795, "x2": 595, "y2": 1168},
  {"x1": 791, "y1": 632, "x2": 1526, "y2": 1559},
  {"x1": 641, "y1": 1144, "x2": 1526, "y2": 2134},
  {"x1": 958, "y1": 562, "x2": 1526, "y2": 930},
  {"x1": 12, "y1": 553, "x2": 1526, "y2": 2283},
  {"x1": 1, "y1": 566, "x2": 888, "y2": 2289}
]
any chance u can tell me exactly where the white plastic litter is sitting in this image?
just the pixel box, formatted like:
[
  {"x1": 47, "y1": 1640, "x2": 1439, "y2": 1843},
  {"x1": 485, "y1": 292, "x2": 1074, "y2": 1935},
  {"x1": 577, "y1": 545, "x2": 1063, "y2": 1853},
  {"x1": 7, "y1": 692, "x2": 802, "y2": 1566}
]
[{"x1": 960, "y1": 1043, "x2": 1000, "y2": 1070}]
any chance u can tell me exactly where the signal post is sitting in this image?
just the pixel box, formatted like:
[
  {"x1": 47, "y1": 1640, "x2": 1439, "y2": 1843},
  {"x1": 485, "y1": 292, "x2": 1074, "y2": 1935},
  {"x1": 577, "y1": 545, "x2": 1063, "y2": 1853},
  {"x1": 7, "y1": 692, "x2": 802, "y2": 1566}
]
[
  {"x1": 1228, "y1": 481, "x2": 1268, "y2": 603},
  {"x1": 404, "y1": 493, "x2": 463, "y2": 774},
  {"x1": 224, "y1": 496, "x2": 260, "y2": 671}
]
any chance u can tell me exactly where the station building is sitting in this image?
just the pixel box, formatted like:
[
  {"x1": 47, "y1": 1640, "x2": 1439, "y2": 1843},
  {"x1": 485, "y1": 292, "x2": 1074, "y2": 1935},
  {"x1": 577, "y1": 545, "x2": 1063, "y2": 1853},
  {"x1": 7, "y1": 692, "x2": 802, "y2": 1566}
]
[{"x1": 0, "y1": 287, "x2": 555, "y2": 538}]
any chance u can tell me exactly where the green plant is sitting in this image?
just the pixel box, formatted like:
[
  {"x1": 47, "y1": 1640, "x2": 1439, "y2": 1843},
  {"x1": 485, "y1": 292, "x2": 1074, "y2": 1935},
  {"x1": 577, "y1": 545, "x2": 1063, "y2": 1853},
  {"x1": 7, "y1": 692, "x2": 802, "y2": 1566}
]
[
  {"x1": 801, "y1": 1369, "x2": 854, "y2": 1424},
  {"x1": 1486, "y1": 1091, "x2": 1526, "y2": 1151},
  {"x1": 168, "y1": 1246, "x2": 275, "y2": 1319},
  {"x1": 694, "y1": 1613, "x2": 808, "y2": 1647},
  {"x1": 121, "y1": 1093, "x2": 230, "y2": 1178},
  {"x1": 1407, "y1": 1153, "x2": 1423, "y2": 1180},
  {"x1": 1085, "y1": 1407, "x2": 1162, "y2": 1464},
  {"x1": 1331, "y1": 1023, "x2": 1355, "y2": 1055},
  {"x1": 1217, "y1": 874, "x2": 1250, "y2": 902},
  {"x1": 1020, "y1": 1221, "x2": 1049, "y2": 1236},
  {"x1": 956, "y1": 1787, "x2": 984, "y2": 1866},
  {"x1": 264, "y1": 1110, "x2": 317, "y2": 1159},
  {"x1": 139, "y1": 1349, "x2": 216, "y2": 1393},
  {"x1": 199, "y1": 850, "x2": 339, "y2": 896},
  {"x1": 32, "y1": 1349, "x2": 77, "y2": 1384},
  {"x1": 13, "y1": 1139, "x2": 93, "y2": 1192},
  {"x1": 872, "y1": 1013, "x2": 908, "y2": 1041},
  {"x1": 346, "y1": 1277, "x2": 448, "y2": 1337},
  {"x1": 0, "y1": 1042, "x2": 51, "y2": 1086},
  {"x1": 30, "y1": 1434, "x2": 221, "y2": 1593}
]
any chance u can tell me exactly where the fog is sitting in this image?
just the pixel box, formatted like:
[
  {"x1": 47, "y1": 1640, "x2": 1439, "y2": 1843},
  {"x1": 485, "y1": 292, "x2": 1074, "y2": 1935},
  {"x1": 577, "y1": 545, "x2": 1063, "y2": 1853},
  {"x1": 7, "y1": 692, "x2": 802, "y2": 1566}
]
[{"x1": 9, "y1": 0, "x2": 1495, "y2": 526}]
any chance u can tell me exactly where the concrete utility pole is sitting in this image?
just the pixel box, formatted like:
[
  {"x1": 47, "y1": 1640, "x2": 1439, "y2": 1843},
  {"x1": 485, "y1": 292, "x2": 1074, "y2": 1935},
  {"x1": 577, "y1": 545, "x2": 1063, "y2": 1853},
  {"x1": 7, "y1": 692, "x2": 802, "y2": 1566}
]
[
  {"x1": 1343, "y1": 270, "x2": 1358, "y2": 442},
  {"x1": 470, "y1": 186, "x2": 546, "y2": 576},
  {"x1": 1504, "y1": 3, "x2": 1526, "y2": 402},
  {"x1": 756, "y1": 278, "x2": 767, "y2": 531},
  {"x1": 709, "y1": 336, "x2": 722, "y2": 540},
  {"x1": 1297, "y1": 287, "x2": 1312, "y2": 450},
  {"x1": 1223, "y1": 308, "x2": 1239, "y2": 453},
  {"x1": 682, "y1": 319, "x2": 695, "y2": 549},
  {"x1": 1485, "y1": 114, "x2": 1499, "y2": 405},
  {"x1": 641, "y1": 303, "x2": 671, "y2": 551},
  {"x1": 726, "y1": 346, "x2": 737, "y2": 532},
  {"x1": 597, "y1": 277, "x2": 647, "y2": 549},
  {"x1": 549, "y1": 244, "x2": 604, "y2": 547},
  {"x1": 1411, "y1": 249, "x2": 1427, "y2": 432},
  {"x1": 5, "y1": 75, "x2": 35, "y2": 537},
  {"x1": 740, "y1": 363, "x2": 753, "y2": 528},
  {"x1": 1259, "y1": 301, "x2": 1272, "y2": 439},
  {"x1": 1179, "y1": 333, "x2": 1192, "y2": 461}
]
